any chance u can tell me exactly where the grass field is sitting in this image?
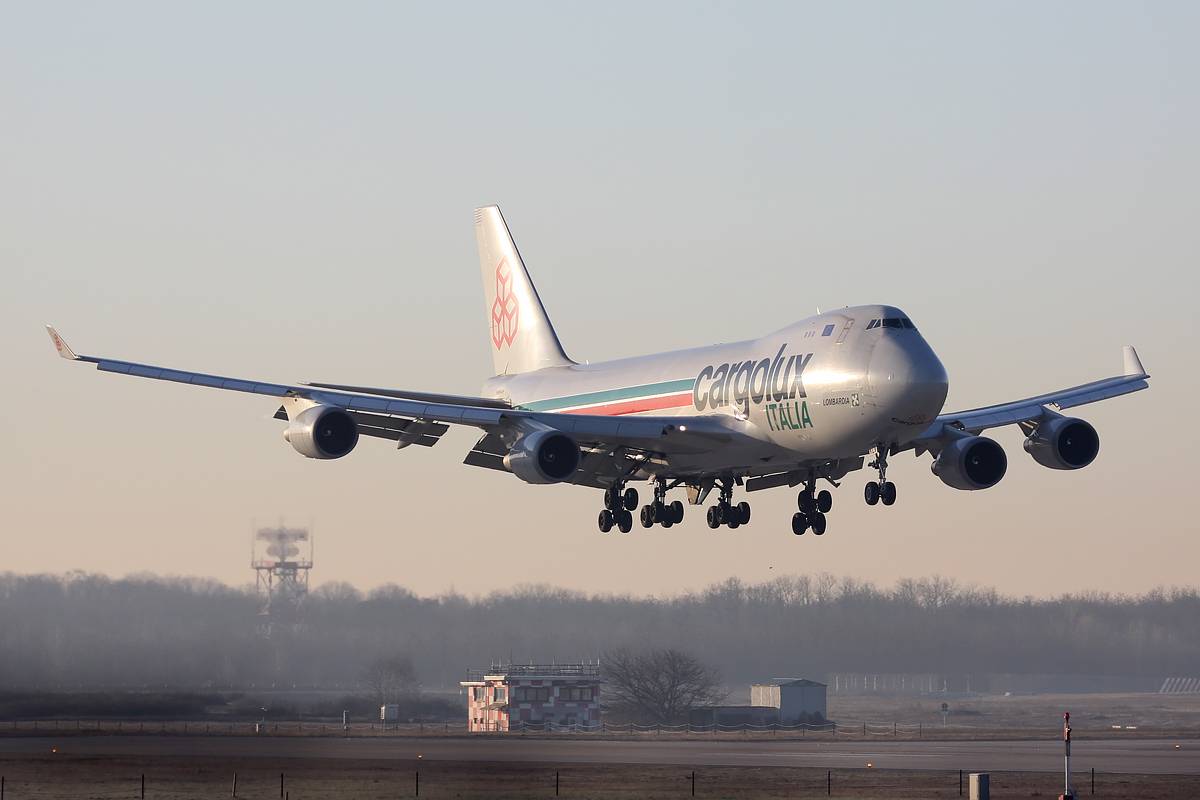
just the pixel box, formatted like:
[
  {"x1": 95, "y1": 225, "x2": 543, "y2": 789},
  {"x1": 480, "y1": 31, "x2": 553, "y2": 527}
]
[{"x1": 1, "y1": 753, "x2": 1198, "y2": 799}]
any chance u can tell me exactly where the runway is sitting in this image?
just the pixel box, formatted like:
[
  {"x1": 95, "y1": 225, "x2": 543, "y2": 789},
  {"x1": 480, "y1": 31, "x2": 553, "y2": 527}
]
[{"x1": 1, "y1": 735, "x2": 1196, "y2": 775}]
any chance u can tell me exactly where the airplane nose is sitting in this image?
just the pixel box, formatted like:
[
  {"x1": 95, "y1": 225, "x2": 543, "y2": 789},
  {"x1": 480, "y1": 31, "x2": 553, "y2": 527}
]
[{"x1": 866, "y1": 335, "x2": 948, "y2": 425}]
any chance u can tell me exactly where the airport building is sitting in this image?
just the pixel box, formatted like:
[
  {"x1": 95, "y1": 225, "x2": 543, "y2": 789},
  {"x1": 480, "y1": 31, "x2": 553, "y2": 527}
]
[
  {"x1": 693, "y1": 678, "x2": 827, "y2": 726},
  {"x1": 461, "y1": 663, "x2": 601, "y2": 732}
]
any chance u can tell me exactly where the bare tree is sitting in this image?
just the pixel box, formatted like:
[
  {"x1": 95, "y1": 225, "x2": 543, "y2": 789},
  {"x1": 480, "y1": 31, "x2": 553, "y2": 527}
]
[
  {"x1": 360, "y1": 655, "x2": 416, "y2": 707},
  {"x1": 602, "y1": 648, "x2": 725, "y2": 724}
]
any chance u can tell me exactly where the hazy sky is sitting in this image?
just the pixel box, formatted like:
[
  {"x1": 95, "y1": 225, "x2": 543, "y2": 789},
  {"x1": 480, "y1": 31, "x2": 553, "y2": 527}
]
[{"x1": 3, "y1": 2, "x2": 1197, "y2": 597}]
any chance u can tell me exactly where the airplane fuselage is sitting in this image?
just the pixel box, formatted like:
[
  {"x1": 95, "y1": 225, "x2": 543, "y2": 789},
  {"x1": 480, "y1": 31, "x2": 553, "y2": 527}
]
[{"x1": 484, "y1": 304, "x2": 949, "y2": 475}]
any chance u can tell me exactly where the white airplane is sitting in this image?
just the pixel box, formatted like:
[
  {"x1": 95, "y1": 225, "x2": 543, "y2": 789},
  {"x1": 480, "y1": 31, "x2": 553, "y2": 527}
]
[{"x1": 47, "y1": 206, "x2": 1150, "y2": 536}]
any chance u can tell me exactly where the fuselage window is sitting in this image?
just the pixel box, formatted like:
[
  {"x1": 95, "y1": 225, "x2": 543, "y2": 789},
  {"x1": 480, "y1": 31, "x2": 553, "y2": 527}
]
[{"x1": 821, "y1": 324, "x2": 836, "y2": 337}]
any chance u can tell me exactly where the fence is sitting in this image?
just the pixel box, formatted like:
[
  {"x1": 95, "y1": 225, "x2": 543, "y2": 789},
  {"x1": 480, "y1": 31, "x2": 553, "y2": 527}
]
[{"x1": 1, "y1": 718, "x2": 931, "y2": 737}]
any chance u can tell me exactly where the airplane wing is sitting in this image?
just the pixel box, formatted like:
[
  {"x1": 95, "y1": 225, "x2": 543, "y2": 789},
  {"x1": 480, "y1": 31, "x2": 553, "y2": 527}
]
[
  {"x1": 913, "y1": 345, "x2": 1149, "y2": 443},
  {"x1": 45, "y1": 326, "x2": 741, "y2": 485}
]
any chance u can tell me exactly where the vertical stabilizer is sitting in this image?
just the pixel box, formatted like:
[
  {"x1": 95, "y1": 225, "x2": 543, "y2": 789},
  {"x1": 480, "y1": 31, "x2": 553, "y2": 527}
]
[{"x1": 475, "y1": 205, "x2": 574, "y2": 375}]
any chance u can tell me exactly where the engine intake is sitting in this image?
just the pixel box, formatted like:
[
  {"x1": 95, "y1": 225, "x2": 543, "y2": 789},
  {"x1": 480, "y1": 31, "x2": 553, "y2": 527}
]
[
  {"x1": 932, "y1": 435, "x2": 1007, "y2": 491},
  {"x1": 284, "y1": 405, "x2": 359, "y2": 459},
  {"x1": 503, "y1": 430, "x2": 581, "y2": 484},
  {"x1": 1024, "y1": 416, "x2": 1099, "y2": 470}
]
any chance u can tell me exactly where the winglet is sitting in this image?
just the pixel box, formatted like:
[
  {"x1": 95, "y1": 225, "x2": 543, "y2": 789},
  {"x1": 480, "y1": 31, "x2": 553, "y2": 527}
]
[
  {"x1": 46, "y1": 325, "x2": 80, "y2": 360},
  {"x1": 1122, "y1": 345, "x2": 1146, "y2": 378}
]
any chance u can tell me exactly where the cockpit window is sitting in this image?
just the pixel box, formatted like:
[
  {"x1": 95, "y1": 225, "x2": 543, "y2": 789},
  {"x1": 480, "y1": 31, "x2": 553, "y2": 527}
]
[{"x1": 867, "y1": 317, "x2": 916, "y2": 331}]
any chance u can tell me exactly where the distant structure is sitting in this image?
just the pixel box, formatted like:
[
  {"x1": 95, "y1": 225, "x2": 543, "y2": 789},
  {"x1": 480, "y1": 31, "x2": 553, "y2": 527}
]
[
  {"x1": 251, "y1": 525, "x2": 312, "y2": 636},
  {"x1": 692, "y1": 677, "x2": 827, "y2": 727},
  {"x1": 752, "y1": 678, "x2": 827, "y2": 722},
  {"x1": 461, "y1": 663, "x2": 601, "y2": 732}
]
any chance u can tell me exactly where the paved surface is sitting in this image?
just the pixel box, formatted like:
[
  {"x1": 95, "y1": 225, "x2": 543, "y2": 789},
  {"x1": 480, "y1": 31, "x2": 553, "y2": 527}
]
[{"x1": 0, "y1": 735, "x2": 1196, "y2": 774}]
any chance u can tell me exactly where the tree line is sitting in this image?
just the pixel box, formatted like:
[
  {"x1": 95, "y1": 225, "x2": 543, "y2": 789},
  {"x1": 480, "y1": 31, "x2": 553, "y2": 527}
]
[{"x1": 0, "y1": 571, "x2": 1196, "y2": 691}]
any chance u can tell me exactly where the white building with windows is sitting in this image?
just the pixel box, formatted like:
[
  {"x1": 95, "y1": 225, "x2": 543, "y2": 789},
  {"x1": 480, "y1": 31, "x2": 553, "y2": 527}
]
[{"x1": 461, "y1": 663, "x2": 601, "y2": 732}]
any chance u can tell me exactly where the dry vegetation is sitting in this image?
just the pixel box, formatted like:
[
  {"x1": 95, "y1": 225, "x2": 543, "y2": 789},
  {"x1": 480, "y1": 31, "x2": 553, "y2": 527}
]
[{"x1": 1, "y1": 754, "x2": 1198, "y2": 799}]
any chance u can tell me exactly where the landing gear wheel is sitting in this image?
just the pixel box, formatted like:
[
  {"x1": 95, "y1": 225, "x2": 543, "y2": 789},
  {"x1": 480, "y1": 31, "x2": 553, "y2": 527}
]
[
  {"x1": 736, "y1": 502, "x2": 751, "y2": 525},
  {"x1": 639, "y1": 506, "x2": 653, "y2": 528},
  {"x1": 706, "y1": 506, "x2": 721, "y2": 529},
  {"x1": 598, "y1": 510, "x2": 614, "y2": 533},
  {"x1": 791, "y1": 512, "x2": 808, "y2": 536},
  {"x1": 661, "y1": 516, "x2": 674, "y2": 529},
  {"x1": 816, "y1": 490, "x2": 833, "y2": 514},
  {"x1": 616, "y1": 509, "x2": 633, "y2": 533},
  {"x1": 603, "y1": 487, "x2": 618, "y2": 511},
  {"x1": 727, "y1": 510, "x2": 740, "y2": 530},
  {"x1": 864, "y1": 482, "x2": 880, "y2": 506},
  {"x1": 798, "y1": 493, "x2": 815, "y2": 514},
  {"x1": 670, "y1": 500, "x2": 685, "y2": 524},
  {"x1": 810, "y1": 512, "x2": 827, "y2": 535},
  {"x1": 880, "y1": 481, "x2": 897, "y2": 506},
  {"x1": 623, "y1": 488, "x2": 639, "y2": 511}
]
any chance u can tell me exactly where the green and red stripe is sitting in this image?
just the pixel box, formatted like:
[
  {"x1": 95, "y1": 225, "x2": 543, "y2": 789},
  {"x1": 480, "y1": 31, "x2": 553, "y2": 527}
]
[{"x1": 520, "y1": 378, "x2": 696, "y2": 416}]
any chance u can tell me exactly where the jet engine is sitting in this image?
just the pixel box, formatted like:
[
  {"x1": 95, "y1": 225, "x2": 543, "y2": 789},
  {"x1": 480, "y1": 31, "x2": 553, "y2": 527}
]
[
  {"x1": 503, "y1": 430, "x2": 581, "y2": 484},
  {"x1": 283, "y1": 404, "x2": 359, "y2": 459},
  {"x1": 1023, "y1": 416, "x2": 1099, "y2": 470},
  {"x1": 931, "y1": 435, "x2": 1007, "y2": 491}
]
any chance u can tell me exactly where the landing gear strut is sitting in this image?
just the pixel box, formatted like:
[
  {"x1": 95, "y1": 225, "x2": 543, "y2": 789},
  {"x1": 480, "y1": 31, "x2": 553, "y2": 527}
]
[
  {"x1": 792, "y1": 477, "x2": 832, "y2": 536},
  {"x1": 865, "y1": 446, "x2": 897, "y2": 507},
  {"x1": 598, "y1": 482, "x2": 636, "y2": 533},
  {"x1": 640, "y1": 479, "x2": 684, "y2": 528},
  {"x1": 706, "y1": 481, "x2": 750, "y2": 530}
]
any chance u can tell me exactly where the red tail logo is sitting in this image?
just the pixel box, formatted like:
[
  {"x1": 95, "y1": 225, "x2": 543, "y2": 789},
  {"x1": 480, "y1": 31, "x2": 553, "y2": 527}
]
[{"x1": 490, "y1": 258, "x2": 519, "y2": 350}]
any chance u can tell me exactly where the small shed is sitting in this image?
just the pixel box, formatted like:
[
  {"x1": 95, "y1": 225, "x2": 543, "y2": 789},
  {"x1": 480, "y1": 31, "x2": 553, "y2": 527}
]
[{"x1": 751, "y1": 679, "x2": 827, "y2": 722}]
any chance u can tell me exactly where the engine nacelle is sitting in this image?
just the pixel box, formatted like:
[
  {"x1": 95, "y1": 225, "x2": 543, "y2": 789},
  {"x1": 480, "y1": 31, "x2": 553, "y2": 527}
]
[
  {"x1": 503, "y1": 430, "x2": 581, "y2": 484},
  {"x1": 931, "y1": 435, "x2": 1007, "y2": 491},
  {"x1": 1023, "y1": 416, "x2": 1099, "y2": 470},
  {"x1": 283, "y1": 405, "x2": 359, "y2": 459}
]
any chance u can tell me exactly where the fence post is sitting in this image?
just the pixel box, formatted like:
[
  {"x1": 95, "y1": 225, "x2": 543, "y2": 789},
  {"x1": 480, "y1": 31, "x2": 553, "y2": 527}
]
[
  {"x1": 280, "y1": 771, "x2": 284, "y2": 798},
  {"x1": 691, "y1": 771, "x2": 695, "y2": 797},
  {"x1": 232, "y1": 772, "x2": 237, "y2": 797},
  {"x1": 141, "y1": 773, "x2": 145, "y2": 799},
  {"x1": 862, "y1": 722, "x2": 867, "y2": 736},
  {"x1": 959, "y1": 769, "x2": 963, "y2": 796},
  {"x1": 415, "y1": 770, "x2": 419, "y2": 797},
  {"x1": 894, "y1": 722, "x2": 897, "y2": 736},
  {"x1": 556, "y1": 770, "x2": 560, "y2": 796},
  {"x1": 1091, "y1": 767, "x2": 1095, "y2": 795},
  {"x1": 827, "y1": 770, "x2": 831, "y2": 795}
]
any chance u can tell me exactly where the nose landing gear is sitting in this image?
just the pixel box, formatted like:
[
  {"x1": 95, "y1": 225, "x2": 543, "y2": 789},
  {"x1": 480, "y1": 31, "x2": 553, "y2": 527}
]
[{"x1": 865, "y1": 446, "x2": 897, "y2": 507}]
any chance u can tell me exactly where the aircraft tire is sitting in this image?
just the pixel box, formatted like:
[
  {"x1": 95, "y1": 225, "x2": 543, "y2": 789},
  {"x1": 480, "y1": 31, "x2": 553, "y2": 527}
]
[
  {"x1": 706, "y1": 506, "x2": 721, "y2": 529},
  {"x1": 640, "y1": 506, "x2": 653, "y2": 528},
  {"x1": 798, "y1": 493, "x2": 815, "y2": 514},
  {"x1": 736, "y1": 502, "x2": 751, "y2": 525},
  {"x1": 811, "y1": 512, "x2": 827, "y2": 535},
  {"x1": 671, "y1": 501, "x2": 685, "y2": 524},
  {"x1": 616, "y1": 510, "x2": 633, "y2": 533},
  {"x1": 791, "y1": 512, "x2": 808, "y2": 535},
  {"x1": 623, "y1": 488, "x2": 639, "y2": 511},
  {"x1": 864, "y1": 482, "x2": 880, "y2": 506},
  {"x1": 817, "y1": 490, "x2": 833, "y2": 514},
  {"x1": 598, "y1": 510, "x2": 614, "y2": 533},
  {"x1": 662, "y1": 517, "x2": 673, "y2": 529},
  {"x1": 881, "y1": 482, "x2": 897, "y2": 506},
  {"x1": 604, "y1": 487, "x2": 619, "y2": 511}
]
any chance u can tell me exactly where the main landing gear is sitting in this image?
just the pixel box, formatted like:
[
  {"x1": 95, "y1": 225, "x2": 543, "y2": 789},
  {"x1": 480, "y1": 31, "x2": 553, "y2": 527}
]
[
  {"x1": 792, "y1": 480, "x2": 833, "y2": 536},
  {"x1": 706, "y1": 482, "x2": 750, "y2": 530},
  {"x1": 597, "y1": 483, "x2": 638, "y2": 533},
  {"x1": 864, "y1": 446, "x2": 897, "y2": 507},
  {"x1": 640, "y1": 479, "x2": 685, "y2": 529}
]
